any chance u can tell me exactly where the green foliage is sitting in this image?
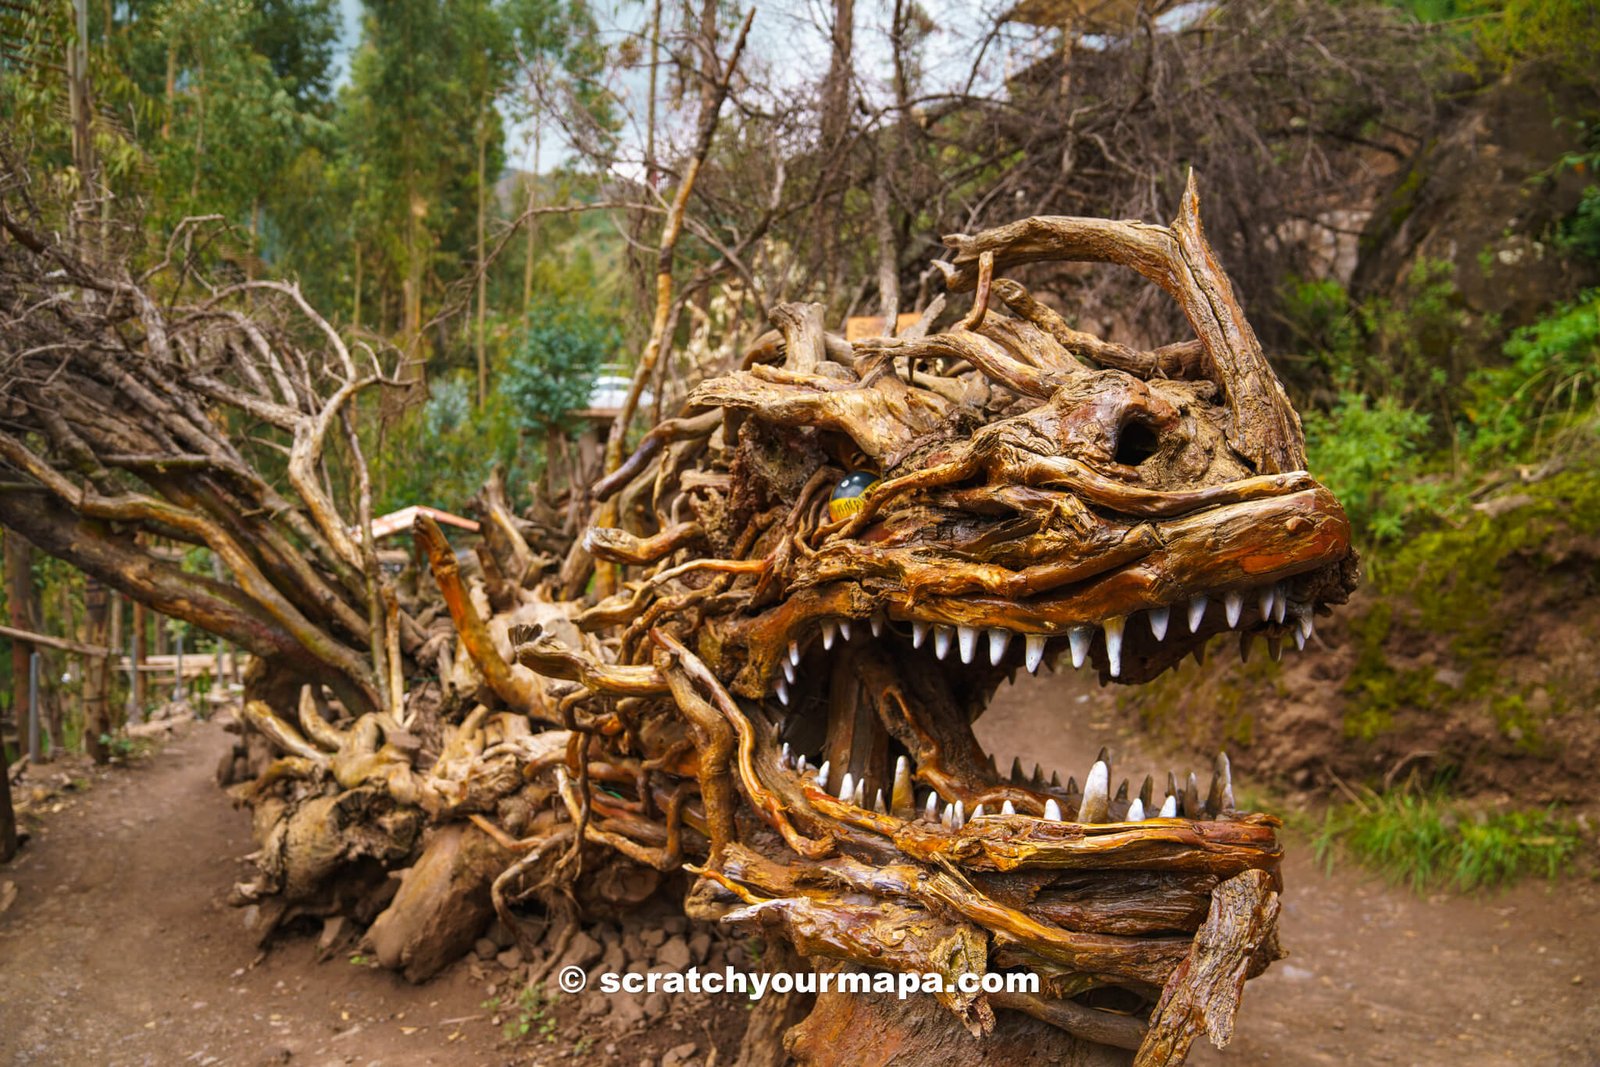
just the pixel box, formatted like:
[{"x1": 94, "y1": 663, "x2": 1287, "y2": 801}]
[
  {"x1": 1473, "y1": 0, "x2": 1600, "y2": 92},
  {"x1": 1336, "y1": 456, "x2": 1600, "y2": 742},
  {"x1": 1304, "y1": 393, "x2": 1443, "y2": 543},
  {"x1": 501, "y1": 299, "x2": 620, "y2": 433},
  {"x1": 374, "y1": 375, "x2": 527, "y2": 515},
  {"x1": 1313, "y1": 789, "x2": 1584, "y2": 892},
  {"x1": 1464, "y1": 291, "x2": 1600, "y2": 460}
]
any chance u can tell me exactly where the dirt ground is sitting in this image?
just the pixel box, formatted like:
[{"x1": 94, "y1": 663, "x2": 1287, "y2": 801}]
[{"x1": 3, "y1": 671, "x2": 1598, "y2": 1067}]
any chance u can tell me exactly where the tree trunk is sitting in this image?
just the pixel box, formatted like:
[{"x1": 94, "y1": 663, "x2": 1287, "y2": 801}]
[
  {"x1": 475, "y1": 116, "x2": 488, "y2": 407},
  {"x1": 83, "y1": 577, "x2": 110, "y2": 762}
]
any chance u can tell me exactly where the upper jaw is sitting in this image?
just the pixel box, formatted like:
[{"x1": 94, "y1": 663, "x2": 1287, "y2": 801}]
[{"x1": 728, "y1": 482, "x2": 1354, "y2": 696}]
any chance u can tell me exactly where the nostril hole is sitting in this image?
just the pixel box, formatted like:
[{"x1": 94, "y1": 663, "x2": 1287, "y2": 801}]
[{"x1": 1113, "y1": 421, "x2": 1161, "y2": 467}]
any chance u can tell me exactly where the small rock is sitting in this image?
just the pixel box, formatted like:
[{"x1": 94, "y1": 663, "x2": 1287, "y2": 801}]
[
  {"x1": 640, "y1": 928, "x2": 667, "y2": 950},
  {"x1": 610, "y1": 995, "x2": 645, "y2": 1028},
  {"x1": 622, "y1": 931, "x2": 645, "y2": 960},
  {"x1": 496, "y1": 947, "x2": 524, "y2": 970},
  {"x1": 662, "y1": 1041, "x2": 698, "y2": 1067},
  {"x1": 474, "y1": 938, "x2": 498, "y2": 961},
  {"x1": 600, "y1": 942, "x2": 626, "y2": 975},
  {"x1": 662, "y1": 916, "x2": 688, "y2": 936},
  {"x1": 487, "y1": 919, "x2": 515, "y2": 949},
  {"x1": 643, "y1": 991, "x2": 669, "y2": 1020},
  {"x1": 656, "y1": 936, "x2": 692, "y2": 970},
  {"x1": 687, "y1": 932, "x2": 711, "y2": 965},
  {"x1": 559, "y1": 930, "x2": 603, "y2": 971}
]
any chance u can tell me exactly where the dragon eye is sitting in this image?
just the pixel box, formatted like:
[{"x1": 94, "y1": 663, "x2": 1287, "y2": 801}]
[{"x1": 828, "y1": 471, "x2": 880, "y2": 521}]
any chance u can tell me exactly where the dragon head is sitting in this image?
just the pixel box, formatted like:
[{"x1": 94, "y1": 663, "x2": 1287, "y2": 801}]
[{"x1": 556, "y1": 176, "x2": 1358, "y2": 1056}]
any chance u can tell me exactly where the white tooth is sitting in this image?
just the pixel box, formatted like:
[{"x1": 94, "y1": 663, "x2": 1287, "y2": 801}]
[
  {"x1": 781, "y1": 742, "x2": 791, "y2": 768},
  {"x1": 987, "y1": 627, "x2": 1012, "y2": 665},
  {"x1": 956, "y1": 625, "x2": 978, "y2": 663},
  {"x1": 1078, "y1": 760, "x2": 1110, "y2": 822},
  {"x1": 1276, "y1": 592, "x2": 1287, "y2": 624},
  {"x1": 1188, "y1": 595, "x2": 1208, "y2": 632},
  {"x1": 1127, "y1": 797, "x2": 1146, "y2": 822},
  {"x1": 782, "y1": 657, "x2": 796, "y2": 685},
  {"x1": 874, "y1": 789, "x2": 886, "y2": 814},
  {"x1": 1068, "y1": 626, "x2": 1093, "y2": 668},
  {"x1": 839, "y1": 619, "x2": 853, "y2": 642},
  {"x1": 941, "y1": 802, "x2": 953, "y2": 828},
  {"x1": 1225, "y1": 591, "x2": 1243, "y2": 628},
  {"x1": 816, "y1": 760, "x2": 830, "y2": 791},
  {"x1": 821, "y1": 620, "x2": 837, "y2": 650},
  {"x1": 1295, "y1": 606, "x2": 1314, "y2": 639},
  {"x1": 789, "y1": 640, "x2": 801, "y2": 667},
  {"x1": 776, "y1": 679, "x2": 789, "y2": 705},
  {"x1": 871, "y1": 611, "x2": 885, "y2": 638},
  {"x1": 1043, "y1": 798, "x2": 1063, "y2": 821},
  {"x1": 1258, "y1": 586, "x2": 1276, "y2": 623},
  {"x1": 1103, "y1": 617, "x2": 1126, "y2": 678},
  {"x1": 892, "y1": 756, "x2": 913, "y2": 815},
  {"x1": 796, "y1": 754, "x2": 808, "y2": 774},
  {"x1": 1148, "y1": 606, "x2": 1169, "y2": 641},
  {"x1": 934, "y1": 625, "x2": 954, "y2": 660},
  {"x1": 1294, "y1": 629, "x2": 1306, "y2": 651},
  {"x1": 855, "y1": 778, "x2": 866, "y2": 807},
  {"x1": 1024, "y1": 634, "x2": 1046, "y2": 673},
  {"x1": 972, "y1": 803, "x2": 985, "y2": 818},
  {"x1": 838, "y1": 771, "x2": 855, "y2": 803},
  {"x1": 912, "y1": 621, "x2": 928, "y2": 648},
  {"x1": 1159, "y1": 794, "x2": 1178, "y2": 818},
  {"x1": 1001, "y1": 800, "x2": 1015, "y2": 816},
  {"x1": 953, "y1": 800, "x2": 965, "y2": 829},
  {"x1": 924, "y1": 791, "x2": 939, "y2": 820}
]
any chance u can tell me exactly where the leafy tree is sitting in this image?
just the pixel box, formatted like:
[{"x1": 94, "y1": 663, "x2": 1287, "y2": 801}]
[{"x1": 501, "y1": 298, "x2": 620, "y2": 433}]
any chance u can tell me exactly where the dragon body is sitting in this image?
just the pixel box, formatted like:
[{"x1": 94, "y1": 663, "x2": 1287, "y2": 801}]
[{"x1": 233, "y1": 177, "x2": 1357, "y2": 1065}]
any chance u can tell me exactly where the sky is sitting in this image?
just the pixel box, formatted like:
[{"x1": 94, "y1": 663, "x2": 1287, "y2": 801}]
[{"x1": 327, "y1": 0, "x2": 1044, "y2": 177}]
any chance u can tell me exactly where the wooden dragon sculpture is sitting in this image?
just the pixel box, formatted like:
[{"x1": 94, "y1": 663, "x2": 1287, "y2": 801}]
[{"x1": 229, "y1": 175, "x2": 1358, "y2": 1065}]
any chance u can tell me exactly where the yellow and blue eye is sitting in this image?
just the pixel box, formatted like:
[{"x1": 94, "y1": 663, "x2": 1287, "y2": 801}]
[{"x1": 828, "y1": 471, "x2": 880, "y2": 522}]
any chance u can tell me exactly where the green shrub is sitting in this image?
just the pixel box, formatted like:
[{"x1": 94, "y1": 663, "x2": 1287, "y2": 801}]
[
  {"x1": 1313, "y1": 789, "x2": 1584, "y2": 892},
  {"x1": 501, "y1": 298, "x2": 621, "y2": 434},
  {"x1": 1465, "y1": 291, "x2": 1600, "y2": 460},
  {"x1": 1304, "y1": 391, "x2": 1444, "y2": 542}
]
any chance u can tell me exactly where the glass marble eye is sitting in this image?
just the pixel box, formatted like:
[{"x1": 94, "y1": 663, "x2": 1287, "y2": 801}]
[{"x1": 828, "y1": 470, "x2": 880, "y2": 521}]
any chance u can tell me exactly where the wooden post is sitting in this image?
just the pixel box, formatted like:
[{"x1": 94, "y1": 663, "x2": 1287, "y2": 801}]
[
  {"x1": 0, "y1": 721, "x2": 16, "y2": 862},
  {"x1": 27, "y1": 652, "x2": 40, "y2": 763},
  {"x1": 131, "y1": 599, "x2": 147, "y2": 721},
  {"x1": 83, "y1": 577, "x2": 110, "y2": 762},
  {"x1": 4, "y1": 531, "x2": 33, "y2": 750}
]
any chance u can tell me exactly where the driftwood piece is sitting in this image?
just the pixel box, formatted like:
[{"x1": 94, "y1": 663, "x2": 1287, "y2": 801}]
[{"x1": 1134, "y1": 868, "x2": 1283, "y2": 1066}]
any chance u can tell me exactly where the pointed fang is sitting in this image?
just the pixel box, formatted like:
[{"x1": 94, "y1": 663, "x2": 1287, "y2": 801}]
[
  {"x1": 1024, "y1": 634, "x2": 1046, "y2": 674},
  {"x1": 1078, "y1": 760, "x2": 1110, "y2": 823},
  {"x1": 1188, "y1": 595, "x2": 1208, "y2": 632},
  {"x1": 1104, "y1": 616, "x2": 1126, "y2": 678},
  {"x1": 934, "y1": 625, "x2": 954, "y2": 660},
  {"x1": 1044, "y1": 798, "x2": 1063, "y2": 821},
  {"x1": 957, "y1": 625, "x2": 978, "y2": 664},
  {"x1": 1069, "y1": 626, "x2": 1093, "y2": 669},
  {"x1": 988, "y1": 627, "x2": 1012, "y2": 665},
  {"x1": 1225, "y1": 591, "x2": 1243, "y2": 628},
  {"x1": 1148, "y1": 606, "x2": 1170, "y2": 641}
]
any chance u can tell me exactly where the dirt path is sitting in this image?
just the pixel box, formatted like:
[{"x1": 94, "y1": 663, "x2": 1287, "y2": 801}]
[
  {"x1": 0, "y1": 720, "x2": 511, "y2": 1067},
  {"x1": 3, "y1": 681, "x2": 1597, "y2": 1067}
]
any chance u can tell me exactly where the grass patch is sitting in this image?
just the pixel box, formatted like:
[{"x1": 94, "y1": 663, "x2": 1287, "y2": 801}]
[{"x1": 1312, "y1": 789, "x2": 1584, "y2": 892}]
